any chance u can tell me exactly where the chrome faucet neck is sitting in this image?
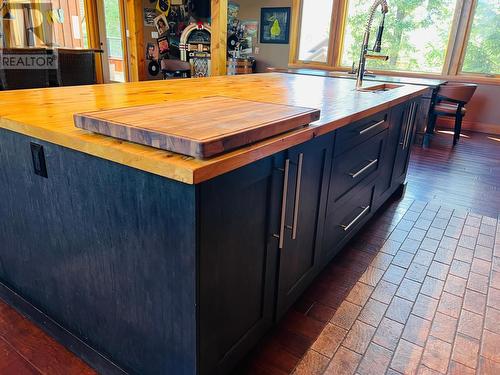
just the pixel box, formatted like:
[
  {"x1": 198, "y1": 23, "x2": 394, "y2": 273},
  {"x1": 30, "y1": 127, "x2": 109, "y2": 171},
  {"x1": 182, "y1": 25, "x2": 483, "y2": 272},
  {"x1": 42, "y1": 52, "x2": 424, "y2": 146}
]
[{"x1": 356, "y1": 0, "x2": 389, "y2": 90}]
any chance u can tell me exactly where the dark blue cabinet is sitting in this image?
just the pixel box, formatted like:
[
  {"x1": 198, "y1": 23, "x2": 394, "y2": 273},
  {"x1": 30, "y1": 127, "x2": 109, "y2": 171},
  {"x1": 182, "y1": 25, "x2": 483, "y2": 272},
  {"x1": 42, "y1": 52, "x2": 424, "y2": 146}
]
[
  {"x1": 276, "y1": 135, "x2": 333, "y2": 318},
  {"x1": 198, "y1": 154, "x2": 283, "y2": 374}
]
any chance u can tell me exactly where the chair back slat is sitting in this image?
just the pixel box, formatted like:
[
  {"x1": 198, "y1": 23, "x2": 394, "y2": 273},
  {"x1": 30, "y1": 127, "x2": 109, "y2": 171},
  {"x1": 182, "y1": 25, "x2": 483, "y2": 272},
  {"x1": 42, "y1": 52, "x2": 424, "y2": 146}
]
[{"x1": 438, "y1": 83, "x2": 477, "y2": 104}]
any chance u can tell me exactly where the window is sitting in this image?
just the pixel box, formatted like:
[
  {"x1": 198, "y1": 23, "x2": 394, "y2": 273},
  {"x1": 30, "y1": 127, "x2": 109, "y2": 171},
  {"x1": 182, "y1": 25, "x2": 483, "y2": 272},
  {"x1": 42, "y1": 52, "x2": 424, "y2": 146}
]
[
  {"x1": 340, "y1": 0, "x2": 459, "y2": 73},
  {"x1": 297, "y1": 0, "x2": 335, "y2": 62},
  {"x1": 461, "y1": 0, "x2": 500, "y2": 75}
]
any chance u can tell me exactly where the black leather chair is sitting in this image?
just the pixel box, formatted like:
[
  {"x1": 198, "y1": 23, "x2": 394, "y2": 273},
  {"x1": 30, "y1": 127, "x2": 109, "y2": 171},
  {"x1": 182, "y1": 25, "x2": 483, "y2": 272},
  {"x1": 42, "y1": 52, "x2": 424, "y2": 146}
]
[
  {"x1": 50, "y1": 48, "x2": 99, "y2": 86},
  {"x1": 429, "y1": 83, "x2": 477, "y2": 145}
]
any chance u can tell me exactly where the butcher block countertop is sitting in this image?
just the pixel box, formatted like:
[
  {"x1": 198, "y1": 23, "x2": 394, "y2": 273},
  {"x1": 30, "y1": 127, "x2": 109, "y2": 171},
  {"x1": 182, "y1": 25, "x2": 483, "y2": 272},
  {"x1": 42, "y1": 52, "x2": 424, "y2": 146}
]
[{"x1": 0, "y1": 73, "x2": 427, "y2": 184}]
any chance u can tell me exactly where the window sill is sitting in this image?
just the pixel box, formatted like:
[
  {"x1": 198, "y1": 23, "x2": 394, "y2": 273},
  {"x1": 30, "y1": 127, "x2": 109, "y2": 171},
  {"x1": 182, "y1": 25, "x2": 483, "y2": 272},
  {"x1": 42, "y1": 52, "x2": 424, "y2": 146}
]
[{"x1": 287, "y1": 63, "x2": 500, "y2": 86}]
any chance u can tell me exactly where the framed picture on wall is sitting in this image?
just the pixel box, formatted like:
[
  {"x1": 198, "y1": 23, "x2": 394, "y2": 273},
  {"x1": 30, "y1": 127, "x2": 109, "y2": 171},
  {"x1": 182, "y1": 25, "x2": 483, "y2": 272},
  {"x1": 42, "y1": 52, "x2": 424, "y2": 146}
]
[{"x1": 260, "y1": 7, "x2": 290, "y2": 44}]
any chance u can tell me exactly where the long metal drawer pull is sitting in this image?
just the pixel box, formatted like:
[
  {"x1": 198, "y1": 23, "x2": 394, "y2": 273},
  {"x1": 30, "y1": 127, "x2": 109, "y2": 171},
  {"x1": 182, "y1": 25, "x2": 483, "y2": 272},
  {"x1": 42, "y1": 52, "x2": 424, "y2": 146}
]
[
  {"x1": 273, "y1": 159, "x2": 290, "y2": 249},
  {"x1": 400, "y1": 104, "x2": 412, "y2": 148},
  {"x1": 359, "y1": 119, "x2": 385, "y2": 135},
  {"x1": 349, "y1": 159, "x2": 378, "y2": 179},
  {"x1": 403, "y1": 103, "x2": 412, "y2": 149},
  {"x1": 291, "y1": 153, "x2": 304, "y2": 240},
  {"x1": 404, "y1": 102, "x2": 417, "y2": 149},
  {"x1": 403, "y1": 102, "x2": 416, "y2": 149},
  {"x1": 341, "y1": 205, "x2": 370, "y2": 232}
]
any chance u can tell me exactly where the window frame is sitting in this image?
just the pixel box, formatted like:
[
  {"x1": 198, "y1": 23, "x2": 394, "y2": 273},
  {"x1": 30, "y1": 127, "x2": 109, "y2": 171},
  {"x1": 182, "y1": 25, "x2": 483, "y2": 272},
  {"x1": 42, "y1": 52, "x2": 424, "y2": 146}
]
[{"x1": 289, "y1": 0, "x2": 500, "y2": 83}]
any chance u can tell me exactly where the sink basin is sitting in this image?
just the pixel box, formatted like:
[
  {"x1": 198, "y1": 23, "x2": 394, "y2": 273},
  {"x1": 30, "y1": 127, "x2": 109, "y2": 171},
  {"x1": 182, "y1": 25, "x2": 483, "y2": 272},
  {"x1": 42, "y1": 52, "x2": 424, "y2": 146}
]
[
  {"x1": 357, "y1": 83, "x2": 403, "y2": 92},
  {"x1": 327, "y1": 71, "x2": 377, "y2": 79}
]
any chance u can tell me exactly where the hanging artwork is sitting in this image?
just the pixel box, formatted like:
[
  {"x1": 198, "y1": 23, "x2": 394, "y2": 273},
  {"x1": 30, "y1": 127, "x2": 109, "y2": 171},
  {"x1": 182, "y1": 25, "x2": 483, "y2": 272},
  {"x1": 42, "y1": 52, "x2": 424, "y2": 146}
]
[
  {"x1": 144, "y1": 8, "x2": 156, "y2": 26},
  {"x1": 260, "y1": 7, "x2": 290, "y2": 44},
  {"x1": 228, "y1": 2, "x2": 240, "y2": 23},
  {"x1": 157, "y1": 34, "x2": 170, "y2": 54},
  {"x1": 156, "y1": 0, "x2": 171, "y2": 15},
  {"x1": 146, "y1": 42, "x2": 159, "y2": 60},
  {"x1": 154, "y1": 13, "x2": 169, "y2": 36}
]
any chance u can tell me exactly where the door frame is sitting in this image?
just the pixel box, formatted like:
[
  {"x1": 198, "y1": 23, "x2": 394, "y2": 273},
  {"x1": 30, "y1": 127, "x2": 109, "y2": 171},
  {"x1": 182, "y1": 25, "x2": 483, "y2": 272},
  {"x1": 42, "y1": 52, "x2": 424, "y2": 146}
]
[{"x1": 93, "y1": 0, "x2": 130, "y2": 83}]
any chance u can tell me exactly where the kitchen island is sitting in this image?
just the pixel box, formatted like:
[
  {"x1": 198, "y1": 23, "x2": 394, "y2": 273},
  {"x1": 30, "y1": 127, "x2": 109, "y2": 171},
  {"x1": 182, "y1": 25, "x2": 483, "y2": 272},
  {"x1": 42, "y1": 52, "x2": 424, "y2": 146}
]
[{"x1": 0, "y1": 73, "x2": 426, "y2": 374}]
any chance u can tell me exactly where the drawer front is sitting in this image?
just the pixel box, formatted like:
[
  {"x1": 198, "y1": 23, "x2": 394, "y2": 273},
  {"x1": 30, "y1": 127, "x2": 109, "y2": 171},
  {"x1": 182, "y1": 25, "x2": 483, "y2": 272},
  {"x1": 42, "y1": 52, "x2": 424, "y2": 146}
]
[
  {"x1": 330, "y1": 129, "x2": 387, "y2": 202},
  {"x1": 323, "y1": 182, "x2": 375, "y2": 262},
  {"x1": 335, "y1": 111, "x2": 388, "y2": 156}
]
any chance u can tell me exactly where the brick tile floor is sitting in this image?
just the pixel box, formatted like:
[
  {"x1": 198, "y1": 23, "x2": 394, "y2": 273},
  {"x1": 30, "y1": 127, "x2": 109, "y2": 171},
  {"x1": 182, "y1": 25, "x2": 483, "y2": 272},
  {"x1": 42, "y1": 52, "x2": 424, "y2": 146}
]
[{"x1": 239, "y1": 197, "x2": 500, "y2": 375}]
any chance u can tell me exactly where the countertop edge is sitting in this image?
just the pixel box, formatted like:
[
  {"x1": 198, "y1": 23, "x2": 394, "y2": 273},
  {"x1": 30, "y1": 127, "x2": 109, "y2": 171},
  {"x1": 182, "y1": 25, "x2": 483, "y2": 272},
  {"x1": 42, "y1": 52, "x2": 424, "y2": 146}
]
[{"x1": 0, "y1": 84, "x2": 427, "y2": 185}]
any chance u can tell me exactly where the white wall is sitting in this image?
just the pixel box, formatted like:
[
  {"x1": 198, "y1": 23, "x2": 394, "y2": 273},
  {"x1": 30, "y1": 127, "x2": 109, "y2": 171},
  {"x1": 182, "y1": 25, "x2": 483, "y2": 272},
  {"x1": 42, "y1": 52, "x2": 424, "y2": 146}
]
[{"x1": 236, "y1": 0, "x2": 292, "y2": 72}]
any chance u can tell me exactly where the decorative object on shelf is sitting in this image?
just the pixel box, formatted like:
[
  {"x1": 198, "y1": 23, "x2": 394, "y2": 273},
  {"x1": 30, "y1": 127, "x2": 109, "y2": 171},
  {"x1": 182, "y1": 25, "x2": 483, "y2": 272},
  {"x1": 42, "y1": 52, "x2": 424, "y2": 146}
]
[
  {"x1": 179, "y1": 22, "x2": 211, "y2": 77},
  {"x1": 260, "y1": 7, "x2": 290, "y2": 44}
]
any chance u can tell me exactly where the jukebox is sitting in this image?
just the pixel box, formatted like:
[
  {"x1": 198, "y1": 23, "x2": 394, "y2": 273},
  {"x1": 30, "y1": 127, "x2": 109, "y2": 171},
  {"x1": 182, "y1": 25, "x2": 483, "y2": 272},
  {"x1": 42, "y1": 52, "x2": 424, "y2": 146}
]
[{"x1": 179, "y1": 22, "x2": 211, "y2": 77}]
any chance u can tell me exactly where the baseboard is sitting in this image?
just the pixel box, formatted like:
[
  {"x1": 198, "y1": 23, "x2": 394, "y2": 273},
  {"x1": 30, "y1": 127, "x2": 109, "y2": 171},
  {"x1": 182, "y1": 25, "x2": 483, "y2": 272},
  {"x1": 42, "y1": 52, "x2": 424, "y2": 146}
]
[
  {"x1": 0, "y1": 281, "x2": 128, "y2": 375},
  {"x1": 436, "y1": 117, "x2": 500, "y2": 135}
]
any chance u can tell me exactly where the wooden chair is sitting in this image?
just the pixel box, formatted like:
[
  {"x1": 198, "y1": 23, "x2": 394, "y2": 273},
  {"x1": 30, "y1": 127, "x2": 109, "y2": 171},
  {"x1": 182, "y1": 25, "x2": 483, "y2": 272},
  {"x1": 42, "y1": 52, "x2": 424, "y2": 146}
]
[{"x1": 429, "y1": 83, "x2": 477, "y2": 145}]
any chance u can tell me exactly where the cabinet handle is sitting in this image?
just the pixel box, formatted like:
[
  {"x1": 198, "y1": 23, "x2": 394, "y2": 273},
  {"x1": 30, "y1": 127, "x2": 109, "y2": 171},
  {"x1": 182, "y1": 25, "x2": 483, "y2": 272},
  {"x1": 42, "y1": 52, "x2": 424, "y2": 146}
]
[
  {"x1": 349, "y1": 159, "x2": 378, "y2": 179},
  {"x1": 340, "y1": 205, "x2": 370, "y2": 232},
  {"x1": 291, "y1": 153, "x2": 304, "y2": 240},
  {"x1": 399, "y1": 104, "x2": 412, "y2": 148},
  {"x1": 359, "y1": 119, "x2": 385, "y2": 135},
  {"x1": 273, "y1": 158, "x2": 290, "y2": 249},
  {"x1": 404, "y1": 102, "x2": 417, "y2": 149}
]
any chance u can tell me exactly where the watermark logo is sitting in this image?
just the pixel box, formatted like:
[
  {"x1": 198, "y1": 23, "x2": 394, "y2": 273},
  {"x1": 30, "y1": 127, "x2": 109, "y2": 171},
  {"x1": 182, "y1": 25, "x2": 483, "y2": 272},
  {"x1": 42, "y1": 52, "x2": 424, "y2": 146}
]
[
  {"x1": 1, "y1": 1, "x2": 59, "y2": 69},
  {"x1": 0, "y1": 52, "x2": 57, "y2": 69}
]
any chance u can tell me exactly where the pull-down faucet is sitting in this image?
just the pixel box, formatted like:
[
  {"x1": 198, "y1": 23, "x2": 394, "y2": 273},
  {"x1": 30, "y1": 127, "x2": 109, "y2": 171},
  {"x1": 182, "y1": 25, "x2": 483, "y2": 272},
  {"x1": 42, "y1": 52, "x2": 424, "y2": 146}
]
[{"x1": 356, "y1": 0, "x2": 390, "y2": 90}]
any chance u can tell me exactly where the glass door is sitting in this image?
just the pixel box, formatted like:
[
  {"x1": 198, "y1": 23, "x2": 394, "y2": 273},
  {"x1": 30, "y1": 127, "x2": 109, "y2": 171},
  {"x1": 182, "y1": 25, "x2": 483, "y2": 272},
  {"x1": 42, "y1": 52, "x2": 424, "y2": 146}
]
[{"x1": 97, "y1": 0, "x2": 128, "y2": 82}]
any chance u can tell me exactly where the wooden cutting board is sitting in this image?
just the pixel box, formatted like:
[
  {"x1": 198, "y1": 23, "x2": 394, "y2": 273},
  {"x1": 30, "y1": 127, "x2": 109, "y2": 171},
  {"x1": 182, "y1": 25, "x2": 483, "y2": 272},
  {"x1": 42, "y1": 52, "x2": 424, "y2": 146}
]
[{"x1": 74, "y1": 96, "x2": 320, "y2": 158}]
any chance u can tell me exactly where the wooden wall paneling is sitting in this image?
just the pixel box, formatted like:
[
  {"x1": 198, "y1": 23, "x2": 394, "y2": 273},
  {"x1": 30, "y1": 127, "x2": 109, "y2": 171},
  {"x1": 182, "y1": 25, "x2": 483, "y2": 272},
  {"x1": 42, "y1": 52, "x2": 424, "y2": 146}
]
[
  {"x1": 58, "y1": 0, "x2": 72, "y2": 47},
  {"x1": 125, "y1": 0, "x2": 144, "y2": 81},
  {"x1": 67, "y1": 0, "x2": 83, "y2": 48},
  {"x1": 6, "y1": 6, "x2": 25, "y2": 47},
  {"x1": 210, "y1": 0, "x2": 228, "y2": 76},
  {"x1": 30, "y1": 0, "x2": 45, "y2": 46}
]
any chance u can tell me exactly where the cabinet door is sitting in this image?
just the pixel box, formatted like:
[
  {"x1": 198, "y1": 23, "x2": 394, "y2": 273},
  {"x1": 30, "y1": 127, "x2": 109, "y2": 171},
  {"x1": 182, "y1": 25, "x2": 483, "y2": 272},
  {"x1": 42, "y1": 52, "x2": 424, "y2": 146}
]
[
  {"x1": 276, "y1": 135, "x2": 333, "y2": 318},
  {"x1": 376, "y1": 103, "x2": 406, "y2": 201},
  {"x1": 392, "y1": 100, "x2": 419, "y2": 186},
  {"x1": 198, "y1": 154, "x2": 284, "y2": 375}
]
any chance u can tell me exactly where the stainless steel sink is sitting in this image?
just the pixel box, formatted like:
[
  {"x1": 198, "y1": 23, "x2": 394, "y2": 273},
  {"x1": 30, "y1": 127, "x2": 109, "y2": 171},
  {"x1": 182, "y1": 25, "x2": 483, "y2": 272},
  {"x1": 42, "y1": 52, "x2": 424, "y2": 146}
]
[{"x1": 356, "y1": 83, "x2": 403, "y2": 92}]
